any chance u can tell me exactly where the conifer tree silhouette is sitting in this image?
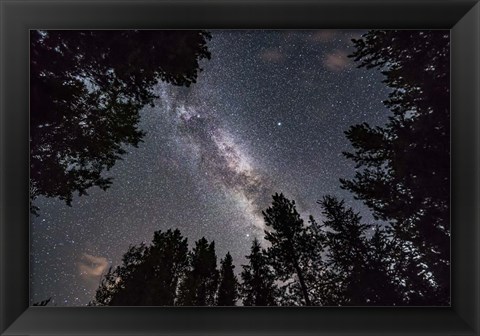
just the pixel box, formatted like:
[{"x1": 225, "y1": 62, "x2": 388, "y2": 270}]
[
  {"x1": 216, "y1": 252, "x2": 239, "y2": 306},
  {"x1": 318, "y1": 196, "x2": 402, "y2": 305},
  {"x1": 177, "y1": 238, "x2": 219, "y2": 306},
  {"x1": 342, "y1": 30, "x2": 450, "y2": 304},
  {"x1": 91, "y1": 229, "x2": 188, "y2": 306},
  {"x1": 240, "y1": 238, "x2": 278, "y2": 306},
  {"x1": 262, "y1": 193, "x2": 319, "y2": 306}
]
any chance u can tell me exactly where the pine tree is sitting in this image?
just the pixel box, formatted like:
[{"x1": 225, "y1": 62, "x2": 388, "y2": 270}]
[
  {"x1": 216, "y1": 252, "x2": 238, "y2": 306},
  {"x1": 262, "y1": 193, "x2": 318, "y2": 306},
  {"x1": 144, "y1": 229, "x2": 189, "y2": 305},
  {"x1": 341, "y1": 30, "x2": 450, "y2": 304},
  {"x1": 318, "y1": 196, "x2": 369, "y2": 305},
  {"x1": 91, "y1": 229, "x2": 188, "y2": 306},
  {"x1": 92, "y1": 243, "x2": 148, "y2": 306},
  {"x1": 364, "y1": 227, "x2": 404, "y2": 305},
  {"x1": 240, "y1": 239, "x2": 278, "y2": 306},
  {"x1": 318, "y1": 196, "x2": 402, "y2": 306},
  {"x1": 177, "y1": 238, "x2": 219, "y2": 306}
]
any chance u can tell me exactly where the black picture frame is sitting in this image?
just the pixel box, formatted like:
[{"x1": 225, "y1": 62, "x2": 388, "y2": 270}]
[{"x1": 1, "y1": 0, "x2": 479, "y2": 335}]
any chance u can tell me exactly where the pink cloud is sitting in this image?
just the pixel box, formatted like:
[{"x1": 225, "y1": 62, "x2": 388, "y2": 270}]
[
  {"x1": 308, "y1": 30, "x2": 338, "y2": 43},
  {"x1": 323, "y1": 50, "x2": 352, "y2": 72},
  {"x1": 259, "y1": 48, "x2": 285, "y2": 63},
  {"x1": 78, "y1": 253, "x2": 109, "y2": 280}
]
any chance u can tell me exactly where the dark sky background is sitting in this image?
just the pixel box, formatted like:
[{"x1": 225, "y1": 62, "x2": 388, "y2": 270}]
[{"x1": 30, "y1": 30, "x2": 391, "y2": 306}]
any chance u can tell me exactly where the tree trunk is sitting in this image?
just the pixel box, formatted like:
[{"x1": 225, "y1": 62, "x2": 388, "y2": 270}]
[{"x1": 293, "y1": 261, "x2": 311, "y2": 306}]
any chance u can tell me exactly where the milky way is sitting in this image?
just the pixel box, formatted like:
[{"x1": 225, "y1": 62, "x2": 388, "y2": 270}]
[
  {"x1": 30, "y1": 30, "x2": 391, "y2": 306},
  {"x1": 156, "y1": 83, "x2": 272, "y2": 232}
]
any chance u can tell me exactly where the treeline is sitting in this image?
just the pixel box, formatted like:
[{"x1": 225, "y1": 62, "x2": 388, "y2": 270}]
[{"x1": 89, "y1": 193, "x2": 438, "y2": 306}]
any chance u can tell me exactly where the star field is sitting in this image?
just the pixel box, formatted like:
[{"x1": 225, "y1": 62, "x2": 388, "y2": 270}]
[{"x1": 31, "y1": 30, "x2": 390, "y2": 306}]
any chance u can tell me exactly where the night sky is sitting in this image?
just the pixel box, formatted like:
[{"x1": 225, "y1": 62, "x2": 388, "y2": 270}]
[{"x1": 30, "y1": 30, "x2": 391, "y2": 306}]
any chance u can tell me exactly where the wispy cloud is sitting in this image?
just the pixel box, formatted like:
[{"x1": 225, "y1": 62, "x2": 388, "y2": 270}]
[
  {"x1": 78, "y1": 253, "x2": 108, "y2": 280},
  {"x1": 308, "y1": 30, "x2": 338, "y2": 43},
  {"x1": 323, "y1": 50, "x2": 352, "y2": 72},
  {"x1": 259, "y1": 48, "x2": 285, "y2": 63}
]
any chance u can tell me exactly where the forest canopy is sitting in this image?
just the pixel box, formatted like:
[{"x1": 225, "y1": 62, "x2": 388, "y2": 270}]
[{"x1": 30, "y1": 30, "x2": 211, "y2": 214}]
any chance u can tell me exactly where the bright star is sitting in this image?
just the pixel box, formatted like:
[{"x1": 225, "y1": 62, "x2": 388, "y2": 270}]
[{"x1": 277, "y1": 122, "x2": 282, "y2": 126}]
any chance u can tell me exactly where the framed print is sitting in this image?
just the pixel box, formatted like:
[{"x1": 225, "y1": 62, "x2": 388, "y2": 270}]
[{"x1": 1, "y1": 0, "x2": 479, "y2": 335}]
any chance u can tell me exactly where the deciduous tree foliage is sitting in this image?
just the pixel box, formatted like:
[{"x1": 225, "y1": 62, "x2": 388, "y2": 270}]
[
  {"x1": 341, "y1": 30, "x2": 450, "y2": 304},
  {"x1": 240, "y1": 239, "x2": 278, "y2": 306},
  {"x1": 30, "y1": 30, "x2": 211, "y2": 213}
]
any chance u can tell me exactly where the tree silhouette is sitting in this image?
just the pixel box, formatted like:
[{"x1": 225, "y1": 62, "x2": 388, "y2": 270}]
[
  {"x1": 317, "y1": 196, "x2": 402, "y2": 305},
  {"x1": 262, "y1": 193, "x2": 320, "y2": 306},
  {"x1": 91, "y1": 229, "x2": 188, "y2": 306},
  {"x1": 177, "y1": 237, "x2": 219, "y2": 306},
  {"x1": 91, "y1": 243, "x2": 147, "y2": 305},
  {"x1": 240, "y1": 238, "x2": 278, "y2": 306},
  {"x1": 341, "y1": 30, "x2": 450, "y2": 304},
  {"x1": 85, "y1": 196, "x2": 436, "y2": 307},
  {"x1": 364, "y1": 227, "x2": 405, "y2": 305},
  {"x1": 32, "y1": 297, "x2": 51, "y2": 306},
  {"x1": 30, "y1": 30, "x2": 211, "y2": 213},
  {"x1": 216, "y1": 252, "x2": 239, "y2": 306},
  {"x1": 385, "y1": 234, "x2": 439, "y2": 305},
  {"x1": 142, "y1": 229, "x2": 189, "y2": 305}
]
